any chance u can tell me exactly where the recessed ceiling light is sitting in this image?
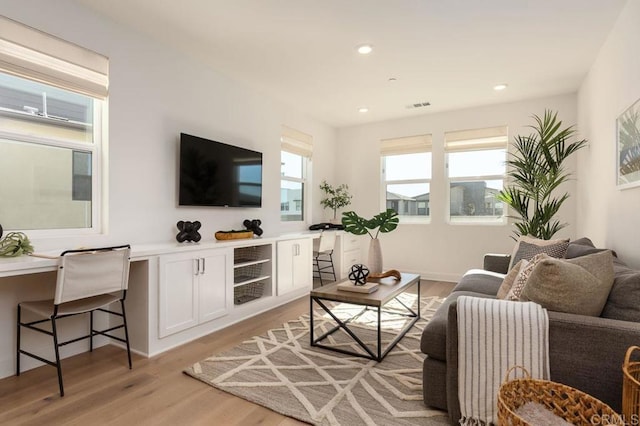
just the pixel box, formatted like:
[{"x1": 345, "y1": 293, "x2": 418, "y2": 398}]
[
  {"x1": 358, "y1": 107, "x2": 369, "y2": 113},
  {"x1": 493, "y1": 83, "x2": 508, "y2": 91},
  {"x1": 356, "y1": 44, "x2": 373, "y2": 55}
]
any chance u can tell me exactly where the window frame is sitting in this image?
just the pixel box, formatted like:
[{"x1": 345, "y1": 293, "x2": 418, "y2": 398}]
[
  {"x1": 0, "y1": 16, "x2": 108, "y2": 236},
  {"x1": 380, "y1": 134, "x2": 432, "y2": 224},
  {"x1": 280, "y1": 148, "x2": 310, "y2": 224},
  {"x1": 445, "y1": 127, "x2": 508, "y2": 225},
  {"x1": 0, "y1": 95, "x2": 105, "y2": 237}
]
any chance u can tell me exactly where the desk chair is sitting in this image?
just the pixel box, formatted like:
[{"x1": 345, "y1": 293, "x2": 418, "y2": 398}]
[
  {"x1": 313, "y1": 231, "x2": 337, "y2": 286},
  {"x1": 17, "y1": 245, "x2": 132, "y2": 396}
]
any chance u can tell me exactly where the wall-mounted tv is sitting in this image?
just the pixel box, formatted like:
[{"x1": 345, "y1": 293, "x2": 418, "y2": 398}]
[{"x1": 178, "y1": 133, "x2": 262, "y2": 207}]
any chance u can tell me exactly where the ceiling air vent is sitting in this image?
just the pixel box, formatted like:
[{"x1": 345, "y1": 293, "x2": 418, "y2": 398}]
[{"x1": 406, "y1": 101, "x2": 431, "y2": 109}]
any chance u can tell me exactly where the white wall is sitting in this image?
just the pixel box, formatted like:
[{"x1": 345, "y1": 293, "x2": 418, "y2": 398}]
[
  {"x1": 337, "y1": 94, "x2": 579, "y2": 281},
  {"x1": 576, "y1": 0, "x2": 640, "y2": 268},
  {"x1": 0, "y1": 0, "x2": 336, "y2": 377},
  {"x1": 1, "y1": 0, "x2": 337, "y2": 251}
]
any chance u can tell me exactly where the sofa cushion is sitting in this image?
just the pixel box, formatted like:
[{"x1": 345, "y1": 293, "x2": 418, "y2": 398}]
[
  {"x1": 602, "y1": 265, "x2": 640, "y2": 321},
  {"x1": 452, "y1": 269, "x2": 504, "y2": 295},
  {"x1": 511, "y1": 240, "x2": 570, "y2": 267},
  {"x1": 497, "y1": 259, "x2": 527, "y2": 299},
  {"x1": 520, "y1": 251, "x2": 615, "y2": 316},
  {"x1": 506, "y1": 253, "x2": 547, "y2": 300},
  {"x1": 420, "y1": 291, "x2": 496, "y2": 361},
  {"x1": 509, "y1": 236, "x2": 570, "y2": 269}
]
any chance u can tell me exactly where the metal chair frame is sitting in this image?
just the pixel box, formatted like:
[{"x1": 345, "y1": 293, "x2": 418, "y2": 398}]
[{"x1": 16, "y1": 245, "x2": 132, "y2": 397}]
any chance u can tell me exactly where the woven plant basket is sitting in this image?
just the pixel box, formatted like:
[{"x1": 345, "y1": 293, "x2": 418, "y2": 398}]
[
  {"x1": 497, "y1": 366, "x2": 624, "y2": 426},
  {"x1": 623, "y1": 346, "x2": 640, "y2": 420}
]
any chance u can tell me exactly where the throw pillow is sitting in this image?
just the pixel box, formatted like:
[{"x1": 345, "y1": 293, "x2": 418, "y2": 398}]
[
  {"x1": 520, "y1": 250, "x2": 615, "y2": 316},
  {"x1": 505, "y1": 253, "x2": 548, "y2": 301},
  {"x1": 511, "y1": 240, "x2": 569, "y2": 267},
  {"x1": 509, "y1": 236, "x2": 570, "y2": 269},
  {"x1": 601, "y1": 267, "x2": 640, "y2": 322},
  {"x1": 497, "y1": 259, "x2": 527, "y2": 299}
]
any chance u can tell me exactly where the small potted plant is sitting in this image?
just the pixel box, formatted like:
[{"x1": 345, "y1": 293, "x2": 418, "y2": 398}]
[
  {"x1": 319, "y1": 180, "x2": 352, "y2": 221},
  {"x1": 341, "y1": 209, "x2": 399, "y2": 274}
]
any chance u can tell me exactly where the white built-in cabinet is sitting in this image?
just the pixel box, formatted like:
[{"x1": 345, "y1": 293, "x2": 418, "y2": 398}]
[
  {"x1": 276, "y1": 238, "x2": 312, "y2": 295},
  {"x1": 158, "y1": 248, "x2": 229, "y2": 338},
  {"x1": 337, "y1": 234, "x2": 363, "y2": 279},
  {"x1": 233, "y1": 244, "x2": 273, "y2": 305}
]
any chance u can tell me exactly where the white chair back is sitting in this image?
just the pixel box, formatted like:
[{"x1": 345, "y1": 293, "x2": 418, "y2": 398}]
[
  {"x1": 54, "y1": 245, "x2": 131, "y2": 305},
  {"x1": 315, "y1": 231, "x2": 337, "y2": 254}
]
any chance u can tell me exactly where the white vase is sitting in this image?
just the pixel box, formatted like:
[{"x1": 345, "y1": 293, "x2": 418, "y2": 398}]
[{"x1": 368, "y1": 238, "x2": 383, "y2": 274}]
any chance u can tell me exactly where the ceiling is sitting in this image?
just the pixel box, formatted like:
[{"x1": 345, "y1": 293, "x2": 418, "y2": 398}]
[{"x1": 74, "y1": 0, "x2": 628, "y2": 128}]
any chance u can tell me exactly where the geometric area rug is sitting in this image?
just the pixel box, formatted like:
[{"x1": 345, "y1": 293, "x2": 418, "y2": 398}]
[{"x1": 184, "y1": 294, "x2": 449, "y2": 425}]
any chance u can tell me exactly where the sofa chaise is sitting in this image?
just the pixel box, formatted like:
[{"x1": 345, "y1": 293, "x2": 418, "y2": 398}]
[{"x1": 420, "y1": 237, "x2": 640, "y2": 424}]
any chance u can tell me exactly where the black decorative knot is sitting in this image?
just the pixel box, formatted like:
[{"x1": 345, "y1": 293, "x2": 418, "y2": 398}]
[
  {"x1": 243, "y1": 219, "x2": 263, "y2": 236},
  {"x1": 176, "y1": 220, "x2": 201, "y2": 243},
  {"x1": 348, "y1": 264, "x2": 370, "y2": 286}
]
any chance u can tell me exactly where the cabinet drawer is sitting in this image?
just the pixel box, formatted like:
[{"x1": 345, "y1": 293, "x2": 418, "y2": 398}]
[
  {"x1": 342, "y1": 248, "x2": 361, "y2": 274},
  {"x1": 341, "y1": 235, "x2": 361, "y2": 251}
]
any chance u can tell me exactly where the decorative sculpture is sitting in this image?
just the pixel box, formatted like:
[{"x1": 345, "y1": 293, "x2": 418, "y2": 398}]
[
  {"x1": 243, "y1": 219, "x2": 263, "y2": 236},
  {"x1": 348, "y1": 264, "x2": 370, "y2": 286},
  {"x1": 176, "y1": 220, "x2": 202, "y2": 243}
]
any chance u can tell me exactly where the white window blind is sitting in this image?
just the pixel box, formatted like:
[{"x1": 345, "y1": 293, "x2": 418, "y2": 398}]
[
  {"x1": 281, "y1": 125, "x2": 313, "y2": 157},
  {"x1": 0, "y1": 15, "x2": 109, "y2": 99},
  {"x1": 381, "y1": 134, "x2": 432, "y2": 156},
  {"x1": 444, "y1": 126, "x2": 508, "y2": 152}
]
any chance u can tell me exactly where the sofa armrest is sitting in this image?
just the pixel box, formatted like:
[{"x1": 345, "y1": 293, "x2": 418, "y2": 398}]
[
  {"x1": 547, "y1": 311, "x2": 640, "y2": 412},
  {"x1": 445, "y1": 303, "x2": 640, "y2": 422},
  {"x1": 483, "y1": 253, "x2": 510, "y2": 274}
]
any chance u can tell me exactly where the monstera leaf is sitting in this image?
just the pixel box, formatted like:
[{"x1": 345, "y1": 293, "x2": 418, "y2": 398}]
[{"x1": 341, "y1": 209, "x2": 399, "y2": 239}]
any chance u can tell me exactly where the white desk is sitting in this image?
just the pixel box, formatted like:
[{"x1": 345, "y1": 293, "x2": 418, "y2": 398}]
[{"x1": 0, "y1": 232, "x2": 363, "y2": 380}]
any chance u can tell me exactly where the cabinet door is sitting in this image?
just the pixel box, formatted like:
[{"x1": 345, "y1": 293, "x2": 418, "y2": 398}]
[
  {"x1": 158, "y1": 252, "x2": 199, "y2": 338},
  {"x1": 198, "y1": 250, "x2": 229, "y2": 323},
  {"x1": 277, "y1": 239, "x2": 312, "y2": 295},
  {"x1": 292, "y1": 238, "x2": 312, "y2": 290}
]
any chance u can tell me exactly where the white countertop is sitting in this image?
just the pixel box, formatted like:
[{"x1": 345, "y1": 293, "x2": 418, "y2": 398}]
[{"x1": 0, "y1": 231, "x2": 323, "y2": 278}]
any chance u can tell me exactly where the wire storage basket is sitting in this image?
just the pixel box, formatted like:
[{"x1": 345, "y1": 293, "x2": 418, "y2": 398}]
[
  {"x1": 234, "y1": 280, "x2": 265, "y2": 305},
  {"x1": 497, "y1": 366, "x2": 624, "y2": 425},
  {"x1": 623, "y1": 346, "x2": 640, "y2": 420}
]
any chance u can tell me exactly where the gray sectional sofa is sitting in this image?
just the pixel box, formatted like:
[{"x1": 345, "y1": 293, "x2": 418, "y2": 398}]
[{"x1": 420, "y1": 237, "x2": 640, "y2": 424}]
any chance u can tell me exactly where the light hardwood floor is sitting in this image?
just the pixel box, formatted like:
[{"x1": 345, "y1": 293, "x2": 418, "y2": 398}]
[{"x1": 0, "y1": 279, "x2": 455, "y2": 425}]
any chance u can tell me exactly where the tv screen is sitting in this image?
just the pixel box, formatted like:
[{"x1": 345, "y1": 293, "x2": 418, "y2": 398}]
[{"x1": 178, "y1": 133, "x2": 262, "y2": 207}]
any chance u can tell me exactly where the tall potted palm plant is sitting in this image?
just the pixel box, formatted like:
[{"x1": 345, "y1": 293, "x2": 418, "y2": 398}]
[{"x1": 497, "y1": 110, "x2": 587, "y2": 239}]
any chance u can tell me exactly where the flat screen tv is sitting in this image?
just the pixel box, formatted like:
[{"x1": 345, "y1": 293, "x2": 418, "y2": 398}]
[{"x1": 178, "y1": 133, "x2": 262, "y2": 207}]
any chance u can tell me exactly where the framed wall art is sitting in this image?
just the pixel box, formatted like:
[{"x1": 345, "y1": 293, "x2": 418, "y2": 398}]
[{"x1": 617, "y1": 97, "x2": 640, "y2": 189}]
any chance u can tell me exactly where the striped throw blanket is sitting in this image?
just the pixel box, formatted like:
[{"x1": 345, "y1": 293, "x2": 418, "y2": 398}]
[{"x1": 457, "y1": 296, "x2": 549, "y2": 426}]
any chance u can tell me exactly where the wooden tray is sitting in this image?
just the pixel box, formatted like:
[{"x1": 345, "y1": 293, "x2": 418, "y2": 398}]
[{"x1": 215, "y1": 231, "x2": 254, "y2": 240}]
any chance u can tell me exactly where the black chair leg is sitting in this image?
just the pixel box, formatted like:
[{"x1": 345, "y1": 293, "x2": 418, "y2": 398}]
[
  {"x1": 51, "y1": 317, "x2": 64, "y2": 397},
  {"x1": 89, "y1": 310, "x2": 94, "y2": 352},
  {"x1": 16, "y1": 304, "x2": 21, "y2": 376},
  {"x1": 121, "y1": 300, "x2": 132, "y2": 369}
]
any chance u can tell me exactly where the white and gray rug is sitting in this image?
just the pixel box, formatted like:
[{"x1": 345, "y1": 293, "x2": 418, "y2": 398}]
[{"x1": 184, "y1": 294, "x2": 449, "y2": 425}]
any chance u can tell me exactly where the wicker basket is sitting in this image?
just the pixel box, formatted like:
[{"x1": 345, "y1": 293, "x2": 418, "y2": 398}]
[
  {"x1": 623, "y1": 346, "x2": 640, "y2": 420},
  {"x1": 497, "y1": 366, "x2": 624, "y2": 425}
]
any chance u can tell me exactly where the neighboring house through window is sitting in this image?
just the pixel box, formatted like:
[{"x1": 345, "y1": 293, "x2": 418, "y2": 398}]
[
  {"x1": 0, "y1": 16, "x2": 108, "y2": 234},
  {"x1": 280, "y1": 126, "x2": 312, "y2": 222},
  {"x1": 380, "y1": 134, "x2": 432, "y2": 221},
  {"x1": 445, "y1": 126, "x2": 507, "y2": 223}
]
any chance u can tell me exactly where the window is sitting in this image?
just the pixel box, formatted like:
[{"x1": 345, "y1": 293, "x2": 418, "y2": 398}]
[
  {"x1": 0, "y1": 16, "x2": 108, "y2": 234},
  {"x1": 280, "y1": 126, "x2": 312, "y2": 222},
  {"x1": 445, "y1": 126, "x2": 507, "y2": 223},
  {"x1": 381, "y1": 134, "x2": 432, "y2": 220}
]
